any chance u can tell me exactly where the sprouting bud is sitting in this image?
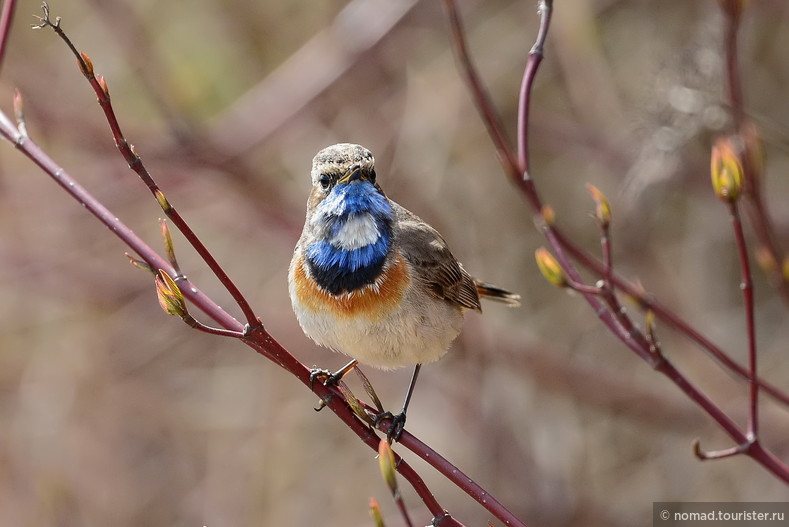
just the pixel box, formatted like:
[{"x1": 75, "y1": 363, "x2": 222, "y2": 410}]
[
  {"x1": 159, "y1": 219, "x2": 179, "y2": 271},
  {"x1": 586, "y1": 184, "x2": 612, "y2": 228},
  {"x1": 97, "y1": 75, "x2": 109, "y2": 97},
  {"x1": 378, "y1": 439, "x2": 398, "y2": 495},
  {"x1": 754, "y1": 246, "x2": 777, "y2": 275},
  {"x1": 154, "y1": 189, "x2": 171, "y2": 212},
  {"x1": 79, "y1": 52, "x2": 94, "y2": 77},
  {"x1": 535, "y1": 247, "x2": 566, "y2": 287},
  {"x1": 369, "y1": 498, "x2": 385, "y2": 527},
  {"x1": 710, "y1": 137, "x2": 744, "y2": 202},
  {"x1": 13, "y1": 88, "x2": 23, "y2": 120},
  {"x1": 13, "y1": 89, "x2": 28, "y2": 138},
  {"x1": 645, "y1": 310, "x2": 657, "y2": 344},
  {"x1": 155, "y1": 269, "x2": 187, "y2": 317},
  {"x1": 126, "y1": 253, "x2": 155, "y2": 275},
  {"x1": 540, "y1": 205, "x2": 556, "y2": 226}
]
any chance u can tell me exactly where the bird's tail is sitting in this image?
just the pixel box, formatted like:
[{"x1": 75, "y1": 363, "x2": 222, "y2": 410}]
[{"x1": 475, "y1": 280, "x2": 521, "y2": 307}]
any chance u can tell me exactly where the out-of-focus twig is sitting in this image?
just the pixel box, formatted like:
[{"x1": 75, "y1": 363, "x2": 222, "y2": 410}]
[
  {"x1": 0, "y1": 0, "x2": 16, "y2": 72},
  {"x1": 443, "y1": 0, "x2": 789, "y2": 484},
  {"x1": 441, "y1": 0, "x2": 789, "y2": 408},
  {"x1": 720, "y1": 0, "x2": 789, "y2": 305},
  {"x1": 696, "y1": 137, "x2": 758, "y2": 460}
]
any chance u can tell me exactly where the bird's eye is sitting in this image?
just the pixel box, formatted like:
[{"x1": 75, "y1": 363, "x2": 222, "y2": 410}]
[
  {"x1": 368, "y1": 170, "x2": 377, "y2": 184},
  {"x1": 318, "y1": 174, "x2": 331, "y2": 189}
]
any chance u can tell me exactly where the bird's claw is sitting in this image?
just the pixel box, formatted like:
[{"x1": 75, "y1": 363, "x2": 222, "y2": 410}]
[
  {"x1": 310, "y1": 367, "x2": 344, "y2": 412},
  {"x1": 375, "y1": 411, "x2": 407, "y2": 443},
  {"x1": 309, "y1": 366, "x2": 349, "y2": 389},
  {"x1": 309, "y1": 368, "x2": 333, "y2": 390}
]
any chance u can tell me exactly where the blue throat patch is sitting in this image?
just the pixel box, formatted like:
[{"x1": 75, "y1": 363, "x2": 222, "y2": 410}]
[{"x1": 306, "y1": 180, "x2": 394, "y2": 295}]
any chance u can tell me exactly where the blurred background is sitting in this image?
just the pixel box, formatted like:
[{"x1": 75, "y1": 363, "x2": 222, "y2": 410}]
[{"x1": 1, "y1": 0, "x2": 788, "y2": 525}]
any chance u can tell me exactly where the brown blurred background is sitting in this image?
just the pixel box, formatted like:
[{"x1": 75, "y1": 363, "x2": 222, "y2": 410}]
[{"x1": 1, "y1": 0, "x2": 788, "y2": 525}]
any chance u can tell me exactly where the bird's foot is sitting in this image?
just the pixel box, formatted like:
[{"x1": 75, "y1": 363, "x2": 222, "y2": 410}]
[
  {"x1": 309, "y1": 360, "x2": 359, "y2": 390},
  {"x1": 309, "y1": 367, "x2": 351, "y2": 390},
  {"x1": 309, "y1": 368, "x2": 337, "y2": 412},
  {"x1": 374, "y1": 411, "x2": 407, "y2": 443},
  {"x1": 309, "y1": 368, "x2": 333, "y2": 390},
  {"x1": 310, "y1": 362, "x2": 360, "y2": 412}
]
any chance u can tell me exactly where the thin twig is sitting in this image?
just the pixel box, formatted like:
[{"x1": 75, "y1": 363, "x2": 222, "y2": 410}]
[
  {"x1": 399, "y1": 431, "x2": 527, "y2": 527},
  {"x1": 441, "y1": 0, "x2": 517, "y2": 178},
  {"x1": 557, "y1": 232, "x2": 789, "y2": 406},
  {"x1": 693, "y1": 438, "x2": 751, "y2": 461},
  {"x1": 720, "y1": 0, "x2": 789, "y2": 305},
  {"x1": 722, "y1": 0, "x2": 744, "y2": 129},
  {"x1": 517, "y1": 0, "x2": 552, "y2": 176},
  {"x1": 729, "y1": 202, "x2": 758, "y2": 440},
  {"x1": 0, "y1": 0, "x2": 16, "y2": 72}
]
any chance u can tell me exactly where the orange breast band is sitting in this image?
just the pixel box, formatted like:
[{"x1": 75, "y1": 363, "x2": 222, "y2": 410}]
[{"x1": 294, "y1": 253, "x2": 410, "y2": 320}]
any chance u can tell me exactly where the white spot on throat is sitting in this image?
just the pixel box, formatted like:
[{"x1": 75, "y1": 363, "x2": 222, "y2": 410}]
[{"x1": 331, "y1": 213, "x2": 380, "y2": 250}]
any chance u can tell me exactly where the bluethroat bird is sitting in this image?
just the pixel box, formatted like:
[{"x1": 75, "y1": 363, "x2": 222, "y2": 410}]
[{"x1": 289, "y1": 143, "x2": 520, "y2": 440}]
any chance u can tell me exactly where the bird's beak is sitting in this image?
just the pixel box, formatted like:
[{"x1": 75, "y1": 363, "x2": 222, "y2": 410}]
[{"x1": 337, "y1": 163, "x2": 364, "y2": 184}]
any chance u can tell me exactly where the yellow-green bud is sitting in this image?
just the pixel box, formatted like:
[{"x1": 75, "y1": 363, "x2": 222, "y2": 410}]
[
  {"x1": 155, "y1": 269, "x2": 187, "y2": 317},
  {"x1": 369, "y1": 498, "x2": 385, "y2": 527},
  {"x1": 377, "y1": 439, "x2": 398, "y2": 495},
  {"x1": 535, "y1": 247, "x2": 566, "y2": 287}
]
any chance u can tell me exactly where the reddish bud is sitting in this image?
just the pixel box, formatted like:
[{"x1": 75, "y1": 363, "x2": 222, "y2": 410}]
[
  {"x1": 97, "y1": 75, "x2": 109, "y2": 97},
  {"x1": 369, "y1": 498, "x2": 385, "y2": 527},
  {"x1": 540, "y1": 205, "x2": 555, "y2": 225},
  {"x1": 79, "y1": 52, "x2": 94, "y2": 77},
  {"x1": 710, "y1": 137, "x2": 744, "y2": 202},
  {"x1": 586, "y1": 184, "x2": 612, "y2": 228}
]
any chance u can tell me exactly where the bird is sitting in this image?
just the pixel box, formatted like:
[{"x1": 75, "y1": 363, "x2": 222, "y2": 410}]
[{"x1": 289, "y1": 143, "x2": 520, "y2": 440}]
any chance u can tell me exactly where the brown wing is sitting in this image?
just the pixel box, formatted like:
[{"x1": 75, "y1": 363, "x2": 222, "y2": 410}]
[{"x1": 392, "y1": 202, "x2": 482, "y2": 311}]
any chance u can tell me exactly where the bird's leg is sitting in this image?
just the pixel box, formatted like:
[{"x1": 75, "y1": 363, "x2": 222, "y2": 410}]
[{"x1": 375, "y1": 363, "x2": 422, "y2": 442}]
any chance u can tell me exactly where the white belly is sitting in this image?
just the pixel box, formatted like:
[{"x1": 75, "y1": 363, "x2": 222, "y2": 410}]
[{"x1": 294, "y1": 293, "x2": 464, "y2": 370}]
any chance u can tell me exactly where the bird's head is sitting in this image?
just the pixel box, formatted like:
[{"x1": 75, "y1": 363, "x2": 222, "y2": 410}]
[{"x1": 305, "y1": 143, "x2": 392, "y2": 242}]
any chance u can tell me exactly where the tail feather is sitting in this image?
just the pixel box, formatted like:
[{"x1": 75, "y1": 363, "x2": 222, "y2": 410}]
[{"x1": 475, "y1": 280, "x2": 521, "y2": 307}]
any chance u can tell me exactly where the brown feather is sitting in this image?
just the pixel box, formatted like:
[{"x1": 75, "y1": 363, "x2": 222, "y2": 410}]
[{"x1": 392, "y1": 202, "x2": 482, "y2": 311}]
